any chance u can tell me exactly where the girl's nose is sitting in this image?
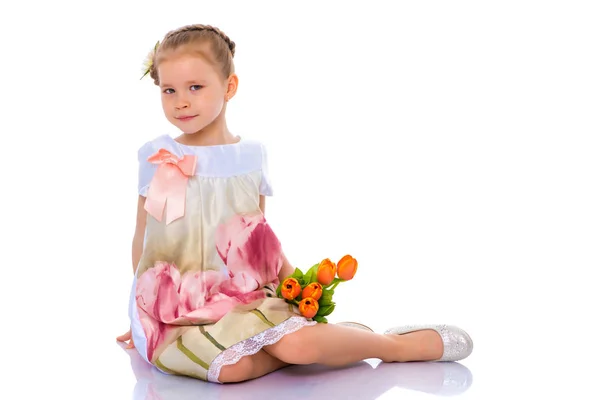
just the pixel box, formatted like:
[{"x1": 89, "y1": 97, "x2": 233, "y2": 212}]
[{"x1": 175, "y1": 97, "x2": 190, "y2": 109}]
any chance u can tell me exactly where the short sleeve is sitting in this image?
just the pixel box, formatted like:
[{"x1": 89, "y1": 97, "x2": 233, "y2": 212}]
[
  {"x1": 259, "y1": 143, "x2": 273, "y2": 196},
  {"x1": 137, "y1": 141, "x2": 158, "y2": 197}
]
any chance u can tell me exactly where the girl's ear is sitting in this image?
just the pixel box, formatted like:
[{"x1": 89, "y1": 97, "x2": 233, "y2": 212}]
[{"x1": 226, "y1": 73, "x2": 239, "y2": 101}]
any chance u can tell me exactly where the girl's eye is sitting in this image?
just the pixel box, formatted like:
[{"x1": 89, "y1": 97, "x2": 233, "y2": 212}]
[
  {"x1": 190, "y1": 85, "x2": 203, "y2": 91},
  {"x1": 163, "y1": 88, "x2": 175, "y2": 94}
]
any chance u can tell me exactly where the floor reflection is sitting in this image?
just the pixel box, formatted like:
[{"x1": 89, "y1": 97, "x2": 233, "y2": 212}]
[{"x1": 125, "y1": 346, "x2": 472, "y2": 399}]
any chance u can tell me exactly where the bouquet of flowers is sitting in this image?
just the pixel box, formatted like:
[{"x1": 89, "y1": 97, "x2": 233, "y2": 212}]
[{"x1": 276, "y1": 255, "x2": 358, "y2": 323}]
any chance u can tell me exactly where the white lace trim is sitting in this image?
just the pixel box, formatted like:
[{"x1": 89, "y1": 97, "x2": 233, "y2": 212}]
[{"x1": 207, "y1": 316, "x2": 317, "y2": 383}]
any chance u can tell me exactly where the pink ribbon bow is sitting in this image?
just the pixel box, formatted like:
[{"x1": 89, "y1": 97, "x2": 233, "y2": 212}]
[{"x1": 144, "y1": 148, "x2": 197, "y2": 224}]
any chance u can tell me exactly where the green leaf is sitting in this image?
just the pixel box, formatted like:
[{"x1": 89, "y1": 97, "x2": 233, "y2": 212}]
[
  {"x1": 317, "y1": 302, "x2": 336, "y2": 317},
  {"x1": 290, "y1": 268, "x2": 306, "y2": 286},
  {"x1": 276, "y1": 281, "x2": 283, "y2": 298},
  {"x1": 291, "y1": 268, "x2": 304, "y2": 280},
  {"x1": 319, "y1": 289, "x2": 334, "y2": 305},
  {"x1": 313, "y1": 315, "x2": 328, "y2": 323},
  {"x1": 304, "y1": 263, "x2": 320, "y2": 284}
]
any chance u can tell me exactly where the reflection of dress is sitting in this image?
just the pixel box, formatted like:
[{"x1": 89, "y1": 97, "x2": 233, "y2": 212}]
[{"x1": 128, "y1": 134, "x2": 315, "y2": 383}]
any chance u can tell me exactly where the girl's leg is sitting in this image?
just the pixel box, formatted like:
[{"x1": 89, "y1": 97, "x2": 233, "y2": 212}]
[
  {"x1": 218, "y1": 349, "x2": 289, "y2": 383},
  {"x1": 262, "y1": 323, "x2": 443, "y2": 366}
]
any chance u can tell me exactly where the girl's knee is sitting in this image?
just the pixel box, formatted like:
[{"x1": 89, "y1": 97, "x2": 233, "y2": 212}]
[
  {"x1": 268, "y1": 332, "x2": 317, "y2": 364},
  {"x1": 218, "y1": 355, "x2": 255, "y2": 383}
]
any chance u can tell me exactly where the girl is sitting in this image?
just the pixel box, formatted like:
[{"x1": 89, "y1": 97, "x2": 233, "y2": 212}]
[{"x1": 116, "y1": 23, "x2": 473, "y2": 384}]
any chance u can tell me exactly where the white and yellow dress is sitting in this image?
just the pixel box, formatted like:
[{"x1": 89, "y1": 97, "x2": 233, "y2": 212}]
[{"x1": 128, "y1": 134, "x2": 315, "y2": 383}]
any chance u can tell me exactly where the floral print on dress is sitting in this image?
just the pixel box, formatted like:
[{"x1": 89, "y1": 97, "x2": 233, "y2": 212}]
[{"x1": 135, "y1": 213, "x2": 284, "y2": 361}]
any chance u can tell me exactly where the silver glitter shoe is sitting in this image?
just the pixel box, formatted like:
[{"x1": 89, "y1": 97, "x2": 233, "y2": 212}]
[{"x1": 384, "y1": 324, "x2": 473, "y2": 362}]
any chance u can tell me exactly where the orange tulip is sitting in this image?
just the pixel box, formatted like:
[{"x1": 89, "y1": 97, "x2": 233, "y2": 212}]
[
  {"x1": 317, "y1": 258, "x2": 336, "y2": 286},
  {"x1": 302, "y1": 282, "x2": 323, "y2": 301},
  {"x1": 337, "y1": 255, "x2": 358, "y2": 280},
  {"x1": 281, "y1": 278, "x2": 302, "y2": 300},
  {"x1": 299, "y1": 297, "x2": 319, "y2": 319}
]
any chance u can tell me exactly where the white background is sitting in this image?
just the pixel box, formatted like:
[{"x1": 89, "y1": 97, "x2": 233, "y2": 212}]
[{"x1": 1, "y1": 1, "x2": 598, "y2": 399}]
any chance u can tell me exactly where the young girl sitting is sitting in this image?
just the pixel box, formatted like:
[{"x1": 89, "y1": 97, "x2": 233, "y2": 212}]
[{"x1": 116, "y1": 23, "x2": 473, "y2": 384}]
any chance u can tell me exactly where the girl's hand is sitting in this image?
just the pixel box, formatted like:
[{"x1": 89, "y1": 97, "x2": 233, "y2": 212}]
[{"x1": 117, "y1": 329, "x2": 135, "y2": 349}]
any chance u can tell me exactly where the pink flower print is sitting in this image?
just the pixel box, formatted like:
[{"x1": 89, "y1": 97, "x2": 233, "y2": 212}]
[
  {"x1": 215, "y1": 213, "x2": 283, "y2": 286},
  {"x1": 182, "y1": 290, "x2": 265, "y2": 322},
  {"x1": 136, "y1": 261, "x2": 181, "y2": 322},
  {"x1": 135, "y1": 258, "x2": 272, "y2": 359},
  {"x1": 216, "y1": 271, "x2": 259, "y2": 296},
  {"x1": 178, "y1": 269, "x2": 224, "y2": 314},
  {"x1": 136, "y1": 212, "x2": 286, "y2": 361}
]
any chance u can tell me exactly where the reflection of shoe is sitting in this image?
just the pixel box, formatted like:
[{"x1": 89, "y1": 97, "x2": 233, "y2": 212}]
[
  {"x1": 434, "y1": 362, "x2": 473, "y2": 395},
  {"x1": 384, "y1": 324, "x2": 473, "y2": 362},
  {"x1": 381, "y1": 361, "x2": 473, "y2": 396},
  {"x1": 336, "y1": 321, "x2": 374, "y2": 332}
]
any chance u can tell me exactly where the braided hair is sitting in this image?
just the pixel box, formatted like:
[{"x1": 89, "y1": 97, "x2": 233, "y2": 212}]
[{"x1": 146, "y1": 24, "x2": 236, "y2": 85}]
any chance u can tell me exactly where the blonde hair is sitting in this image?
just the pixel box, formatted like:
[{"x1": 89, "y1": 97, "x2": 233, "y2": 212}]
[{"x1": 144, "y1": 24, "x2": 236, "y2": 85}]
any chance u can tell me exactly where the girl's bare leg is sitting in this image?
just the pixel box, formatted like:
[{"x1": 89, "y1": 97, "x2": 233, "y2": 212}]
[
  {"x1": 263, "y1": 323, "x2": 443, "y2": 366},
  {"x1": 217, "y1": 324, "x2": 443, "y2": 383},
  {"x1": 218, "y1": 349, "x2": 289, "y2": 383}
]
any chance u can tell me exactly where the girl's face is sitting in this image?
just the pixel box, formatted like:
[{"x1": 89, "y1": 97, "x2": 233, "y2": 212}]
[{"x1": 157, "y1": 51, "x2": 228, "y2": 134}]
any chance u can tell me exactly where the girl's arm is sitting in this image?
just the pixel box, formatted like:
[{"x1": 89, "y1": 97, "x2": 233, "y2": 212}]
[
  {"x1": 117, "y1": 195, "x2": 147, "y2": 347},
  {"x1": 279, "y1": 254, "x2": 295, "y2": 282},
  {"x1": 132, "y1": 195, "x2": 147, "y2": 274},
  {"x1": 260, "y1": 195, "x2": 294, "y2": 281}
]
